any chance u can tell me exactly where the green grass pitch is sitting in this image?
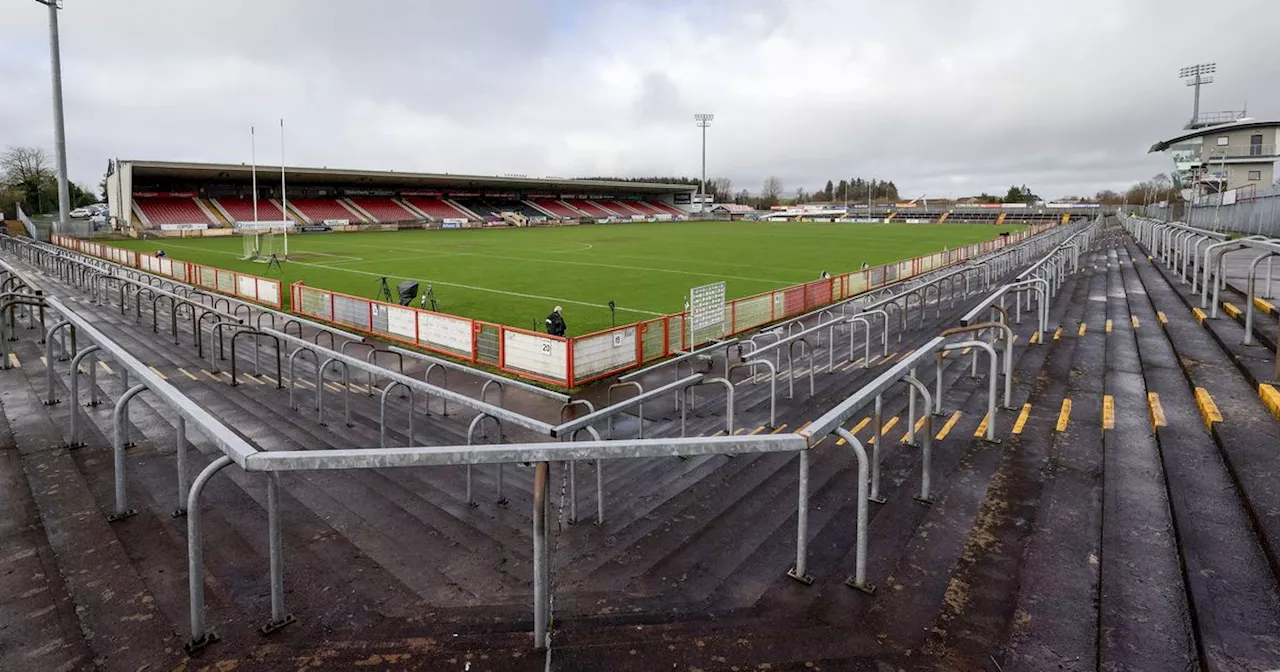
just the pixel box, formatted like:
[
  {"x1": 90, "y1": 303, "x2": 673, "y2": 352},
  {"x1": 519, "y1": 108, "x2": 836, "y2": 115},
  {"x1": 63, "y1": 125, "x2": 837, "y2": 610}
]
[{"x1": 113, "y1": 221, "x2": 1023, "y2": 335}]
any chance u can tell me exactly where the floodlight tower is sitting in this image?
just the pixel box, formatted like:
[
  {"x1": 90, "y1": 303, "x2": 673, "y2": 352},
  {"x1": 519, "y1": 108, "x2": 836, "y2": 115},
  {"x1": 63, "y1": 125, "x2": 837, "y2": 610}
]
[
  {"x1": 1180, "y1": 63, "x2": 1216, "y2": 128},
  {"x1": 694, "y1": 113, "x2": 714, "y2": 214},
  {"x1": 35, "y1": 0, "x2": 71, "y2": 233}
]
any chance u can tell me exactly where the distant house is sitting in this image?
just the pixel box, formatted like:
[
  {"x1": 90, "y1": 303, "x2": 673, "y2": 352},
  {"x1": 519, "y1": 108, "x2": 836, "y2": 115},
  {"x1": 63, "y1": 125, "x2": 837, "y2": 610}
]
[{"x1": 709, "y1": 203, "x2": 756, "y2": 220}]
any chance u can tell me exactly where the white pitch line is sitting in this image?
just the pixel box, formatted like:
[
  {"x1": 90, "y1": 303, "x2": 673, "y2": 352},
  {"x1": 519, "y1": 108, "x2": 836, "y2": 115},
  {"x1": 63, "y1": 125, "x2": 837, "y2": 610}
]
[
  {"x1": 301, "y1": 260, "x2": 666, "y2": 315},
  {"x1": 114, "y1": 240, "x2": 666, "y2": 315},
  {"x1": 325, "y1": 240, "x2": 792, "y2": 285}
]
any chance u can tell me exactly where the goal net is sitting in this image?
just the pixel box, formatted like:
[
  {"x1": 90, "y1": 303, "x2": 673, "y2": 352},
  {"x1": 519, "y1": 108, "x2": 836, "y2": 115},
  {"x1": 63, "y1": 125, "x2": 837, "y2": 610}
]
[{"x1": 239, "y1": 223, "x2": 290, "y2": 262}]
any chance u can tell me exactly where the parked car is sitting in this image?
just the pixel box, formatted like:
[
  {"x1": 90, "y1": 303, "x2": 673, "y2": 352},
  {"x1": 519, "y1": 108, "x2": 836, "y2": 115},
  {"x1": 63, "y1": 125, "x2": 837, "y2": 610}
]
[{"x1": 69, "y1": 207, "x2": 92, "y2": 218}]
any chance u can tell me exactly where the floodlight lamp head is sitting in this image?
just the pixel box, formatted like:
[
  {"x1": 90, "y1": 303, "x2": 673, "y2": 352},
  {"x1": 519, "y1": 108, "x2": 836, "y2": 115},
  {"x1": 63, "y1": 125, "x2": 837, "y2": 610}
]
[
  {"x1": 1179, "y1": 62, "x2": 1216, "y2": 79},
  {"x1": 694, "y1": 113, "x2": 715, "y2": 127}
]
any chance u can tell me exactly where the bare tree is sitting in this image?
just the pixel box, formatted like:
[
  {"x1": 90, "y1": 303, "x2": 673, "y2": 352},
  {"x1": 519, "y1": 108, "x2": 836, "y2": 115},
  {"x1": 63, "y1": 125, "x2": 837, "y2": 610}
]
[
  {"x1": 710, "y1": 177, "x2": 732, "y2": 202},
  {"x1": 1, "y1": 146, "x2": 52, "y2": 186},
  {"x1": 762, "y1": 176, "x2": 783, "y2": 203}
]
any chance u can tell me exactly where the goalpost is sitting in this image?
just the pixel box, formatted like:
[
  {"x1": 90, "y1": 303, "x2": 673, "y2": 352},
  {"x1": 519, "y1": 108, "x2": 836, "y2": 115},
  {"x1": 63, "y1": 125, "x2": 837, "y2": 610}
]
[{"x1": 239, "y1": 222, "x2": 290, "y2": 262}]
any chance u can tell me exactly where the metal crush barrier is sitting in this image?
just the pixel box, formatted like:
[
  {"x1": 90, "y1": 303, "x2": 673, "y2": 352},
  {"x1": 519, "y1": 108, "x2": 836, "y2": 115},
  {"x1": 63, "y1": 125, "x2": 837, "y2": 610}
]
[{"x1": 0, "y1": 218, "x2": 1104, "y2": 655}]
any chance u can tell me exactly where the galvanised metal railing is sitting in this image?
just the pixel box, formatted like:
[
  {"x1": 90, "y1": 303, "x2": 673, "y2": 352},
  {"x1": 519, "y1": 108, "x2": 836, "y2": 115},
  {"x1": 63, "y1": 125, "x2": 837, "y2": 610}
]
[{"x1": 0, "y1": 215, "x2": 1102, "y2": 656}]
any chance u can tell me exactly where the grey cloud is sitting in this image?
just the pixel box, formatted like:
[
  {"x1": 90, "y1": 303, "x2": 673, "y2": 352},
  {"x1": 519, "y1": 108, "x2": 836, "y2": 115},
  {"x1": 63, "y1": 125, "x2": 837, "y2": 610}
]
[{"x1": 2, "y1": 0, "x2": 1277, "y2": 198}]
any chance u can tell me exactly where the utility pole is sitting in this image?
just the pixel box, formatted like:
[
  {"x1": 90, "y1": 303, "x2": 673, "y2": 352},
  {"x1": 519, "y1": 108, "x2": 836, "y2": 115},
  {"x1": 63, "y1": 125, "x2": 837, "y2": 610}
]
[
  {"x1": 36, "y1": 0, "x2": 71, "y2": 233},
  {"x1": 694, "y1": 114, "x2": 714, "y2": 215}
]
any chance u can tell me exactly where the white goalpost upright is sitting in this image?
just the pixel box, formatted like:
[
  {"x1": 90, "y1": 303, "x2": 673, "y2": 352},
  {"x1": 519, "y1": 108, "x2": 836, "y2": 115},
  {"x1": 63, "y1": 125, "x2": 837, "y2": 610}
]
[{"x1": 237, "y1": 121, "x2": 292, "y2": 262}]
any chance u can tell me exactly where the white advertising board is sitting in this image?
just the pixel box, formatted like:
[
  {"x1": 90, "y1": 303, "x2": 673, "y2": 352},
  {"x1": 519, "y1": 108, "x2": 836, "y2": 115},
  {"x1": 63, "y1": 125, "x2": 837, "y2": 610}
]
[
  {"x1": 385, "y1": 305, "x2": 417, "y2": 340},
  {"x1": 417, "y1": 311, "x2": 473, "y2": 356},
  {"x1": 690, "y1": 281, "x2": 726, "y2": 344},
  {"x1": 504, "y1": 330, "x2": 567, "y2": 381}
]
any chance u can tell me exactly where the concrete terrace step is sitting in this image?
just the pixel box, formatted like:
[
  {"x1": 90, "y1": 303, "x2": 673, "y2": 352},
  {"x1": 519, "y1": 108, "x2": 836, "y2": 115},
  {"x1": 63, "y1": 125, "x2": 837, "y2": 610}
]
[
  {"x1": 0, "y1": 352, "x2": 180, "y2": 670},
  {"x1": 5, "y1": 226, "x2": 1151, "y2": 668},
  {"x1": 0, "y1": 400, "x2": 94, "y2": 672}
]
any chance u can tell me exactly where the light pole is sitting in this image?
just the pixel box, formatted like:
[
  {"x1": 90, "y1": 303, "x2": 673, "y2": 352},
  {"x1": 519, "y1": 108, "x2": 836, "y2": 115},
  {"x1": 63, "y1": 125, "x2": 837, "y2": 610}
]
[
  {"x1": 694, "y1": 113, "x2": 714, "y2": 215},
  {"x1": 1179, "y1": 63, "x2": 1215, "y2": 128},
  {"x1": 35, "y1": 0, "x2": 71, "y2": 234}
]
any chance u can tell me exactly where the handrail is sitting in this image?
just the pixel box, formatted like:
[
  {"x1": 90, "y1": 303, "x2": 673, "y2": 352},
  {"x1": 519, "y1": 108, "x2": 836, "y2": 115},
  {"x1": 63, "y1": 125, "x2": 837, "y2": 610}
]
[
  {"x1": 618, "y1": 338, "x2": 737, "y2": 381},
  {"x1": 798, "y1": 336, "x2": 947, "y2": 444},
  {"x1": 959, "y1": 278, "x2": 1049, "y2": 343},
  {"x1": 552, "y1": 374, "x2": 704, "y2": 437},
  {"x1": 1016, "y1": 222, "x2": 1093, "y2": 281},
  {"x1": 387, "y1": 345, "x2": 569, "y2": 402},
  {"x1": 242, "y1": 433, "x2": 806, "y2": 471},
  {"x1": 29, "y1": 238, "x2": 359, "y2": 341},
  {"x1": 42, "y1": 296, "x2": 261, "y2": 466},
  {"x1": 255, "y1": 325, "x2": 556, "y2": 434},
  {"x1": 741, "y1": 314, "x2": 847, "y2": 360}
]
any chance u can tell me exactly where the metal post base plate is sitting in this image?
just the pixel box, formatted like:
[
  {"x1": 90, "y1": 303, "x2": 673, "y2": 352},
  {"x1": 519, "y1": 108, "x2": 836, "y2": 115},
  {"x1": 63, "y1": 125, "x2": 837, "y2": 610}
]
[
  {"x1": 914, "y1": 496, "x2": 934, "y2": 506},
  {"x1": 787, "y1": 566, "x2": 815, "y2": 585},
  {"x1": 106, "y1": 509, "x2": 137, "y2": 522},
  {"x1": 172, "y1": 508, "x2": 187, "y2": 518},
  {"x1": 869, "y1": 495, "x2": 887, "y2": 504},
  {"x1": 844, "y1": 578, "x2": 877, "y2": 594},
  {"x1": 260, "y1": 613, "x2": 296, "y2": 635},
  {"x1": 183, "y1": 631, "x2": 219, "y2": 655}
]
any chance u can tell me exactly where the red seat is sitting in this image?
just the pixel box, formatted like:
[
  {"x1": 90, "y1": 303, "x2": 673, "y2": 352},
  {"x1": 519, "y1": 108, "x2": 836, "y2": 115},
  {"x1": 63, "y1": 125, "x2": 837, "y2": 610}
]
[
  {"x1": 647, "y1": 201, "x2": 684, "y2": 216},
  {"x1": 288, "y1": 198, "x2": 362, "y2": 222},
  {"x1": 404, "y1": 197, "x2": 472, "y2": 220},
  {"x1": 216, "y1": 198, "x2": 289, "y2": 223},
  {"x1": 565, "y1": 199, "x2": 617, "y2": 217},
  {"x1": 609, "y1": 201, "x2": 647, "y2": 216},
  {"x1": 625, "y1": 201, "x2": 662, "y2": 215},
  {"x1": 531, "y1": 200, "x2": 581, "y2": 218},
  {"x1": 134, "y1": 197, "x2": 213, "y2": 227},
  {"x1": 348, "y1": 197, "x2": 415, "y2": 223}
]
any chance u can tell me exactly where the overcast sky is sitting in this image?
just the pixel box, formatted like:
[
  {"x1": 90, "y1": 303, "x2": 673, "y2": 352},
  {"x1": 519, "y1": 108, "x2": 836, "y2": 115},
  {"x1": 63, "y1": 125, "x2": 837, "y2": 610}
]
[{"x1": 3, "y1": 0, "x2": 1278, "y2": 199}]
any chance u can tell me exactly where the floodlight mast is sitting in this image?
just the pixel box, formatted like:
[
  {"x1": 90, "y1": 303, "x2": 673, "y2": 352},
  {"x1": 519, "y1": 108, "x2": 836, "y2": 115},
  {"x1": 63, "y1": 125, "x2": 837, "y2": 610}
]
[
  {"x1": 695, "y1": 113, "x2": 714, "y2": 216},
  {"x1": 1179, "y1": 62, "x2": 1216, "y2": 127},
  {"x1": 35, "y1": 0, "x2": 71, "y2": 234}
]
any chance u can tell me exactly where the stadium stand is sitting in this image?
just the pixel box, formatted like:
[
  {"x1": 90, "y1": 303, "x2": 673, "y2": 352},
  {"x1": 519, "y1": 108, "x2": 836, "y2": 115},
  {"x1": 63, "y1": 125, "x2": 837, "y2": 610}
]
[
  {"x1": 942, "y1": 209, "x2": 1001, "y2": 223},
  {"x1": 286, "y1": 198, "x2": 363, "y2": 223},
  {"x1": 531, "y1": 199, "x2": 582, "y2": 218},
  {"x1": 402, "y1": 197, "x2": 473, "y2": 221},
  {"x1": 346, "y1": 197, "x2": 418, "y2": 223},
  {"x1": 565, "y1": 199, "x2": 619, "y2": 217},
  {"x1": 608, "y1": 200, "x2": 647, "y2": 216},
  {"x1": 624, "y1": 201, "x2": 663, "y2": 215},
  {"x1": 455, "y1": 198, "x2": 548, "y2": 220},
  {"x1": 214, "y1": 197, "x2": 290, "y2": 223},
  {"x1": 133, "y1": 197, "x2": 214, "y2": 227},
  {"x1": 646, "y1": 201, "x2": 684, "y2": 216}
]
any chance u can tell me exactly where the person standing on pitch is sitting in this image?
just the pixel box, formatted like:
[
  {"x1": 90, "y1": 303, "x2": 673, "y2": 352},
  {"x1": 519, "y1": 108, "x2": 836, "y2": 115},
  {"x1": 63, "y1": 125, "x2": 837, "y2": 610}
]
[{"x1": 545, "y1": 305, "x2": 567, "y2": 336}]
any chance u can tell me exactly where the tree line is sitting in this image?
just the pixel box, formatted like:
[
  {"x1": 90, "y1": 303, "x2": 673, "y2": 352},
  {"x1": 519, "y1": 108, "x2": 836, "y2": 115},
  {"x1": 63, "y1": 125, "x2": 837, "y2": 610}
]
[
  {"x1": 1, "y1": 146, "x2": 99, "y2": 216},
  {"x1": 582, "y1": 175, "x2": 905, "y2": 209}
]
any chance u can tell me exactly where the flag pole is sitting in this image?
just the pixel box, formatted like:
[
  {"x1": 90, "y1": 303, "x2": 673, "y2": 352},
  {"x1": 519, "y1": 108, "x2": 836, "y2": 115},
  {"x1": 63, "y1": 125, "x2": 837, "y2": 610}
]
[{"x1": 280, "y1": 118, "x2": 289, "y2": 259}]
